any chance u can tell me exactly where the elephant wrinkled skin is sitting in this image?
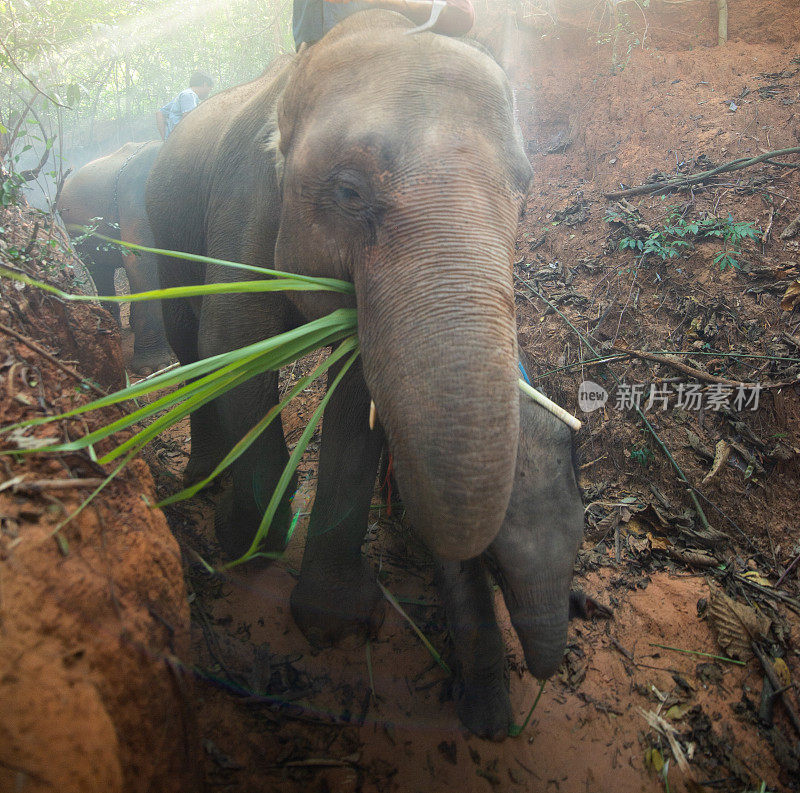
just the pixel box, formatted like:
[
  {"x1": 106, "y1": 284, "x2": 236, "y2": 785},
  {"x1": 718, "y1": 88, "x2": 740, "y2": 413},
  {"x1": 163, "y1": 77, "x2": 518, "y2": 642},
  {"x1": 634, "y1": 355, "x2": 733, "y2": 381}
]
[
  {"x1": 146, "y1": 11, "x2": 583, "y2": 738},
  {"x1": 58, "y1": 141, "x2": 172, "y2": 374}
]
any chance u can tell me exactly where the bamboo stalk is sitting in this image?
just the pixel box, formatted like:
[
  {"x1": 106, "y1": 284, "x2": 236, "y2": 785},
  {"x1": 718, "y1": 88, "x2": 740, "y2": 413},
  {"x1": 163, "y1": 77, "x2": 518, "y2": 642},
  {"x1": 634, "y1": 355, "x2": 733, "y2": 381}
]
[{"x1": 518, "y1": 379, "x2": 583, "y2": 432}]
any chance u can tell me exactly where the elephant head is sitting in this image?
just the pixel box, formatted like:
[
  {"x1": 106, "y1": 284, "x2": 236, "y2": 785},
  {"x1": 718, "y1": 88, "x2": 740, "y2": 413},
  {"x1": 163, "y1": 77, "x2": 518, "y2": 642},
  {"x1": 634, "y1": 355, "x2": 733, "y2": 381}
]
[{"x1": 270, "y1": 14, "x2": 533, "y2": 561}]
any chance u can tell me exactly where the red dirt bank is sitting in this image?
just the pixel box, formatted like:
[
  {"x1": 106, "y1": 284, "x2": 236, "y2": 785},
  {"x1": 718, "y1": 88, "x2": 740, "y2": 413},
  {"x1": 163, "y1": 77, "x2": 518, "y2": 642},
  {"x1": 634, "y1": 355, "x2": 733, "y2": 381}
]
[{"x1": 0, "y1": 207, "x2": 195, "y2": 793}]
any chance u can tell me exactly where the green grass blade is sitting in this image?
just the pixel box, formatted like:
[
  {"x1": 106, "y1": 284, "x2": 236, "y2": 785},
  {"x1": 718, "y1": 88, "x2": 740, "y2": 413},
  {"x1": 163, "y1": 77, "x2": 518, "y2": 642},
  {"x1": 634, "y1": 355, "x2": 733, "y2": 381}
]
[
  {"x1": 1, "y1": 309, "x2": 358, "y2": 437},
  {"x1": 648, "y1": 642, "x2": 745, "y2": 666},
  {"x1": 158, "y1": 335, "x2": 358, "y2": 506},
  {"x1": 509, "y1": 679, "x2": 547, "y2": 737},
  {"x1": 224, "y1": 347, "x2": 360, "y2": 567},
  {"x1": 100, "y1": 329, "x2": 361, "y2": 465},
  {"x1": 68, "y1": 229, "x2": 355, "y2": 293},
  {"x1": 3, "y1": 352, "x2": 256, "y2": 456},
  {"x1": 378, "y1": 581, "x2": 451, "y2": 675},
  {"x1": 98, "y1": 367, "x2": 251, "y2": 463},
  {"x1": 1, "y1": 262, "x2": 351, "y2": 304},
  {"x1": 4, "y1": 319, "x2": 358, "y2": 464}
]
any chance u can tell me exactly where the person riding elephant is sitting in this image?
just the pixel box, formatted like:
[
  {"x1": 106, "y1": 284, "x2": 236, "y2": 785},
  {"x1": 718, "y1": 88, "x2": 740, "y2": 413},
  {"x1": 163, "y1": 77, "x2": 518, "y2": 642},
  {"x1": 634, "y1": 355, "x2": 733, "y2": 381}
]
[
  {"x1": 292, "y1": 0, "x2": 474, "y2": 48},
  {"x1": 146, "y1": 10, "x2": 584, "y2": 738},
  {"x1": 156, "y1": 70, "x2": 214, "y2": 140},
  {"x1": 58, "y1": 141, "x2": 173, "y2": 375}
]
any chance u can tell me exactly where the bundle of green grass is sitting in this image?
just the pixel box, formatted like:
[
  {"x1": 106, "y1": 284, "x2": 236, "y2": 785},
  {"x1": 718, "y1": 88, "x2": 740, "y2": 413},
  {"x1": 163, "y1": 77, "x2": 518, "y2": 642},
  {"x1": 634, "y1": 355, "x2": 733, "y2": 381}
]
[{"x1": 0, "y1": 237, "x2": 578, "y2": 568}]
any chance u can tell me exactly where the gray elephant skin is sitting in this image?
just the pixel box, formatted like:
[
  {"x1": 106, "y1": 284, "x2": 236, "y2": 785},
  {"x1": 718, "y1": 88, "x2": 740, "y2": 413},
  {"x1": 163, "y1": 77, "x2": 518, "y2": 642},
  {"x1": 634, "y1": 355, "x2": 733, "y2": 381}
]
[
  {"x1": 146, "y1": 11, "x2": 583, "y2": 739},
  {"x1": 58, "y1": 141, "x2": 173, "y2": 374}
]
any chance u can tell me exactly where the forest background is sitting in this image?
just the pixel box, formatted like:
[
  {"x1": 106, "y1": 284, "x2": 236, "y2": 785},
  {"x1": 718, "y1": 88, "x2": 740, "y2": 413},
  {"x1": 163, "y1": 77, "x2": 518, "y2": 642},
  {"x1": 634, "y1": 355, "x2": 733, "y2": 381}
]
[{"x1": 0, "y1": 0, "x2": 298, "y2": 208}]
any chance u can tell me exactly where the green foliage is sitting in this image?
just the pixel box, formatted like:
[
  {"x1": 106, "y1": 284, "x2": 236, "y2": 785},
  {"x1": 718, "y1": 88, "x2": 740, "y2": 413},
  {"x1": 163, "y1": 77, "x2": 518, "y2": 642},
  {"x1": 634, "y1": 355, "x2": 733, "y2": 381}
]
[
  {"x1": 1, "y1": 0, "x2": 292, "y2": 201},
  {"x1": 606, "y1": 206, "x2": 760, "y2": 270},
  {"x1": 3, "y1": 0, "x2": 291, "y2": 115},
  {"x1": 1, "y1": 170, "x2": 23, "y2": 206},
  {"x1": 0, "y1": 239, "x2": 355, "y2": 567},
  {"x1": 593, "y1": 0, "x2": 650, "y2": 72},
  {"x1": 629, "y1": 445, "x2": 653, "y2": 466}
]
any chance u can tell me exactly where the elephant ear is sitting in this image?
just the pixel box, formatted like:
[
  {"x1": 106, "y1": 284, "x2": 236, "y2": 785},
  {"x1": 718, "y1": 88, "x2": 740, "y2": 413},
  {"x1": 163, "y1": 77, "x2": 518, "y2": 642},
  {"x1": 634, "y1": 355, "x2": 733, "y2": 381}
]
[
  {"x1": 275, "y1": 10, "x2": 412, "y2": 159},
  {"x1": 256, "y1": 116, "x2": 284, "y2": 193},
  {"x1": 274, "y1": 50, "x2": 307, "y2": 162}
]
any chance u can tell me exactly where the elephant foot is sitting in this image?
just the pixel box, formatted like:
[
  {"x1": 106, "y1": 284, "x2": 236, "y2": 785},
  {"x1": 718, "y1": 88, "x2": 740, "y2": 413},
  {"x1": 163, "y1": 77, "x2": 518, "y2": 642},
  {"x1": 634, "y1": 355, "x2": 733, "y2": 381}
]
[
  {"x1": 569, "y1": 590, "x2": 613, "y2": 620},
  {"x1": 130, "y1": 347, "x2": 175, "y2": 376},
  {"x1": 183, "y1": 453, "x2": 224, "y2": 488},
  {"x1": 291, "y1": 563, "x2": 384, "y2": 647},
  {"x1": 214, "y1": 490, "x2": 288, "y2": 561},
  {"x1": 455, "y1": 670, "x2": 512, "y2": 741}
]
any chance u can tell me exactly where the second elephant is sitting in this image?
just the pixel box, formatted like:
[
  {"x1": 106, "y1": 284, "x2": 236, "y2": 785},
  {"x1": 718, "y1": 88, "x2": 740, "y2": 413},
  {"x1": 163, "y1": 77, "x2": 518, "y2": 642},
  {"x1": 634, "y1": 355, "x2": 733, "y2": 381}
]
[{"x1": 58, "y1": 141, "x2": 172, "y2": 374}]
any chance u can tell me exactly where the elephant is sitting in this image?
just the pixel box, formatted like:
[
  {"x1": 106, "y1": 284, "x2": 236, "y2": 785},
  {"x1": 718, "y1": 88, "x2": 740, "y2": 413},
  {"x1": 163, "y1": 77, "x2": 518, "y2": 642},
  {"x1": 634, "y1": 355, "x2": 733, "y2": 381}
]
[
  {"x1": 58, "y1": 141, "x2": 173, "y2": 374},
  {"x1": 146, "y1": 10, "x2": 584, "y2": 738}
]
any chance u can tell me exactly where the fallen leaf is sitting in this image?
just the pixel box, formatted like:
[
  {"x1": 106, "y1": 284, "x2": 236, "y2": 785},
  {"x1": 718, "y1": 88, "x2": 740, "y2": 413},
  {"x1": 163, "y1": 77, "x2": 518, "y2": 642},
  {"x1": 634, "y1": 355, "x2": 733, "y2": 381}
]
[
  {"x1": 707, "y1": 586, "x2": 770, "y2": 660},
  {"x1": 646, "y1": 532, "x2": 671, "y2": 551},
  {"x1": 773, "y1": 657, "x2": 791, "y2": 688},
  {"x1": 639, "y1": 709, "x2": 690, "y2": 774},
  {"x1": 781, "y1": 280, "x2": 800, "y2": 311},
  {"x1": 645, "y1": 747, "x2": 664, "y2": 774},
  {"x1": 701, "y1": 440, "x2": 731, "y2": 485},
  {"x1": 626, "y1": 517, "x2": 648, "y2": 535},
  {"x1": 628, "y1": 535, "x2": 652, "y2": 557},
  {"x1": 665, "y1": 703, "x2": 693, "y2": 720},
  {"x1": 686, "y1": 430, "x2": 714, "y2": 460},
  {"x1": 742, "y1": 570, "x2": 772, "y2": 587}
]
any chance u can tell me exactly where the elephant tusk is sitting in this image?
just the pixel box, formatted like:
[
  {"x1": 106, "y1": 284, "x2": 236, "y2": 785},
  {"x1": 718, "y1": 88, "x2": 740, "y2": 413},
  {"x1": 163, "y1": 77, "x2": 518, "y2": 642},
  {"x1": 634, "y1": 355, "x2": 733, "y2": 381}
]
[
  {"x1": 369, "y1": 399, "x2": 377, "y2": 430},
  {"x1": 518, "y1": 379, "x2": 583, "y2": 432}
]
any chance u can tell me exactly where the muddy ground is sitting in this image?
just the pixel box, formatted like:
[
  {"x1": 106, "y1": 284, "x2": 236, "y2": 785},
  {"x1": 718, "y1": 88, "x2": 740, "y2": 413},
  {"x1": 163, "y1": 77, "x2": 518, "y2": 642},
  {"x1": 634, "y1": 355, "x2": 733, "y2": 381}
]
[{"x1": 2, "y1": 1, "x2": 800, "y2": 792}]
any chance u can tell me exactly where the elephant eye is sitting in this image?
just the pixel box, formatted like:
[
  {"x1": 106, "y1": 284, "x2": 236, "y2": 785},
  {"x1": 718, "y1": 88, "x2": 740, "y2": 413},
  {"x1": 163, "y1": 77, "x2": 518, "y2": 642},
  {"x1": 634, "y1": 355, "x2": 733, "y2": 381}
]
[
  {"x1": 334, "y1": 184, "x2": 362, "y2": 206},
  {"x1": 329, "y1": 169, "x2": 371, "y2": 214}
]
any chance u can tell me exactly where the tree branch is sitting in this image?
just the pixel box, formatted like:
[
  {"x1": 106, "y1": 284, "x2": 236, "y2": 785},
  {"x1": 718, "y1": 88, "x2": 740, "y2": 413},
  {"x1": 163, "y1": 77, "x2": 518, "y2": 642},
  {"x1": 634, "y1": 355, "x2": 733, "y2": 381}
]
[
  {"x1": 605, "y1": 147, "x2": 800, "y2": 200},
  {"x1": 0, "y1": 39, "x2": 70, "y2": 109}
]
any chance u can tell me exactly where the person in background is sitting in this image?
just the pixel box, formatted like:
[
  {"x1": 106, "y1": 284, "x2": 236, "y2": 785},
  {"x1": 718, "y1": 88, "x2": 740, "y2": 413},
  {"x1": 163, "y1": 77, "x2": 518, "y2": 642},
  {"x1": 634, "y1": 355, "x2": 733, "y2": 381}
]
[
  {"x1": 292, "y1": 0, "x2": 474, "y2": 50},
  {"x1": 156, "y1": 71, "x2": 214, "y2": 140}
]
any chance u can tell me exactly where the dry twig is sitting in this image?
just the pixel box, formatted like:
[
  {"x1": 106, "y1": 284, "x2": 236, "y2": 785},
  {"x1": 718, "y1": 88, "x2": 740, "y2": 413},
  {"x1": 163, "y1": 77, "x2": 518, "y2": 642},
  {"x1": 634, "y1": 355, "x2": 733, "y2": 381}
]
[
  {"x1": 612, "y1": 345, "x2": 797, "y2": 389},
  {"x1": 0, "y1": 320, "x2": 108, "y2": 398},
  {"x1": 605, "y1": 147, "x2": 800, "y2": 200},
  {"x1": 12, "y1": 477, "x2": 105, "y2": 492},
  {"x1": 752, "y1": 643, "x2": 800, "y2": 737}
]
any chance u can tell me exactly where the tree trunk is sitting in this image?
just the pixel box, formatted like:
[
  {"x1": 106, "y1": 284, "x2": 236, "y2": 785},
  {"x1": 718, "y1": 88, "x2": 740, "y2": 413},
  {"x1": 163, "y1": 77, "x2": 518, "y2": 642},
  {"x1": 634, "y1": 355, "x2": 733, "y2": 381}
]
[{"x1": 717, "y1": 0, "x2": 728, "y2": 44}]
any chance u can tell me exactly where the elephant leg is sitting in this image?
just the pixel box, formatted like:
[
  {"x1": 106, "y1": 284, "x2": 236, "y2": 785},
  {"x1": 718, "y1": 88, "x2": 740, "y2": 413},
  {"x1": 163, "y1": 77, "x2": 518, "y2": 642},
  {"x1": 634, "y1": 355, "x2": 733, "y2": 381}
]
[
  {"x1": 291, "y1": 358, "x2": 385, "y2": 646},
  {"x1": 86, "y1": 259, "x2": 121, "y2": 325},
  {"x1": 212, "y1": 370, "x2": 295, "y2": 560},
  {"x1": 194, "y1": 293, "x2": 296, "y2": 560},
  {"x1": 161, "y1": 296, "x2": 226, "y2": 488},
  {"x1": 124, "y1": 249, "x2": 171, "y2": 375},
  {"x1": 436, "y1": 558, "x2": 511, "y2": 740}
]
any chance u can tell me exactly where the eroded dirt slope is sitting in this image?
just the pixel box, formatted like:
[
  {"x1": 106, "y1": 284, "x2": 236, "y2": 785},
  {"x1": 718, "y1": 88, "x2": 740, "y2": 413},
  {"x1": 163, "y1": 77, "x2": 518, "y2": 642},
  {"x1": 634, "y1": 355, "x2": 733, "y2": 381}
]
[{"x1": 0, "y1": 203, "x2": 197, "y2": 793}]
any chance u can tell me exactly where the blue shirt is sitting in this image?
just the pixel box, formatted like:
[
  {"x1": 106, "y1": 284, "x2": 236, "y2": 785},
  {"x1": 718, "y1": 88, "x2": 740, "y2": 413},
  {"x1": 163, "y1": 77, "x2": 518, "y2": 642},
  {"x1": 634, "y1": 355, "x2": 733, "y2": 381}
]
[{"x1": 160, "y1": 88, "x2": 200, "y2": 138}]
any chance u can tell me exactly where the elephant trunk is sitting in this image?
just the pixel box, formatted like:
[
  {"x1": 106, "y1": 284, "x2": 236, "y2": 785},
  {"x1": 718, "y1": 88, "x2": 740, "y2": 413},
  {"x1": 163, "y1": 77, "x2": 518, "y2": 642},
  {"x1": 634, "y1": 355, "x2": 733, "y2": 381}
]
[
  {"x1": 356, "y1": 180, "x2": 520, "y2": 561},
  {"x1": 491, "y1": 557, "x2": 572, "y2": 679},
  {"x1": 486, "y1": 397, "x2": 584, "y2": 679}
]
